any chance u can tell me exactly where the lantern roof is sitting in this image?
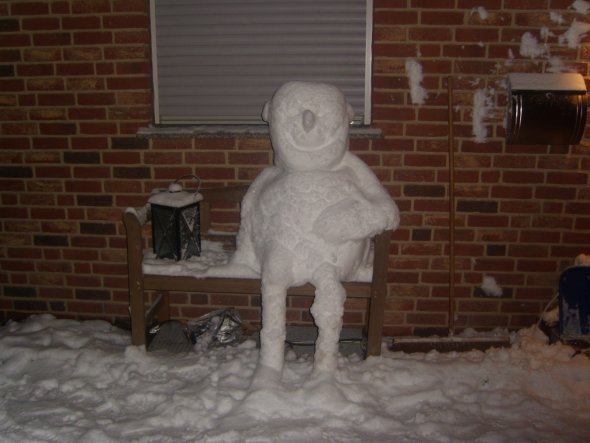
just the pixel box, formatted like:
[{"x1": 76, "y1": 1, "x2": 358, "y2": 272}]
[{"x1": 148, "y1": 182, "x2": 203, "y2": 208}]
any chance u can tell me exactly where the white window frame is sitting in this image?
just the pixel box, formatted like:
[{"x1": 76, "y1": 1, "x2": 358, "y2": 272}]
[{"x1": 150, "y1": 0, "x2": 373, "y2": 126}]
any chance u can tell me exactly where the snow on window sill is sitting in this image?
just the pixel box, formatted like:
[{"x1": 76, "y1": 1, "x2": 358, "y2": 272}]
[{"x1": 136, "y1": 125, "x2": 382, "y2": 139}]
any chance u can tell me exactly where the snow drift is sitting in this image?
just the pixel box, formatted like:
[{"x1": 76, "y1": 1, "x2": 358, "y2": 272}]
[{"x1": 1, "y1": 315, "x2": 589, "y2": 442}]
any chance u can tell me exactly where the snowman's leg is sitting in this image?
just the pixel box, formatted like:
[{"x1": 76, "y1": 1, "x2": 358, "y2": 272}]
[
  {"x1": 252, "y1": 248, "x2": 294, "y2": 386},
  {"x1": 310, "y1": 264, "x2": 346, "y2": 374},
  {"x1": 258, "y1": 278, "x2": 288, "y2": 375}
]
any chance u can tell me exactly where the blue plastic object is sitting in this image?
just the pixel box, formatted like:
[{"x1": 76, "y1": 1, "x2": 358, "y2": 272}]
[{"x1": 559, "y1": 266, "x2": 590, "y2": 338}]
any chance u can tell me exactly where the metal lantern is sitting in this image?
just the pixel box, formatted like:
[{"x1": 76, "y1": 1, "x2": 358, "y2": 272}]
[{"x1": 148, "y1": 176, "x2": 203, "y2": 261}]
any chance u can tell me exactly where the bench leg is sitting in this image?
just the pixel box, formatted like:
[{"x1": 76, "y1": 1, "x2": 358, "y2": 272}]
[
  {"x1": 129, "y1": 278, "x2": 146, "y2": 346},
  {"x1": 366, "y1": 296, "x2": 385, "y2": 357},
  {"x1": 365, "y1": 229, "x2": 390, "y2": 357}
]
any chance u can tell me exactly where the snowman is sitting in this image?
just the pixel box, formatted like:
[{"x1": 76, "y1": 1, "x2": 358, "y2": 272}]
[{"x1": 213, "y1": 82, "x2": 399, "y2": 381}]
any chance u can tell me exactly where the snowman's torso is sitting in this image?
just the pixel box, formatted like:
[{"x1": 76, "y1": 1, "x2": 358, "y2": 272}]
[{"x1": 247, "y1": 169, "x2": 369, "y2": 283}]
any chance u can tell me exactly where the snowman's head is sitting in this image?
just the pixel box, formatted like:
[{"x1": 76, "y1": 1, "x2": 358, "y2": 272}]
[{"x1": 263, "y1": 81, "x2": 354, "y2": 171}]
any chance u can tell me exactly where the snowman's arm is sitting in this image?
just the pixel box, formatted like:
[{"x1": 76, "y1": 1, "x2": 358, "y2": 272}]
[
  {"x1": 341, "y1": 153, "x2": 400, "y2": 231},
  {"x1": 239, "y1": 166, "x2": 281, "y2": 221},
  {"x1": 230, "y1": 166, "x2": 281, "y2": 269},
  {"x1": 313, "y1": 154, "x2": 400, "y2": 243}
]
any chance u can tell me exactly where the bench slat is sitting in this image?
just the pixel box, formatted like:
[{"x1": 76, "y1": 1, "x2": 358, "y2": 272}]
[{"x1": 143, "y1": 275, "x2": 372, "y2": 298}]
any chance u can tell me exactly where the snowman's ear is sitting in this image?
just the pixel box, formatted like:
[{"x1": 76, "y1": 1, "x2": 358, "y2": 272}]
[{"x1": 262, "y1": 100, "x2": 271, "y2": 123}]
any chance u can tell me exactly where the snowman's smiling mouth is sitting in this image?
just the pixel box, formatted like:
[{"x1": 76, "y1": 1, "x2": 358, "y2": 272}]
[{"x1": 288, "y1": 133, "x2": 331, "y2": 152}]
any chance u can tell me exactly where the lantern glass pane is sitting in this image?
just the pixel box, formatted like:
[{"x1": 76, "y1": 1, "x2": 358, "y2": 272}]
[
  {"x1": 180, "y1": 204, "x2": 201, "y2": 260},
  {"x1": 152, "y1": 205, "x2": 179, "y2": 260}
]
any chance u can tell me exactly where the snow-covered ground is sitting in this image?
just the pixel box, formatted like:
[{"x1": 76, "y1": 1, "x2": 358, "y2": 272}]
[{"x1": 1, "y1": 315, "x2": 589, "y2": 442}]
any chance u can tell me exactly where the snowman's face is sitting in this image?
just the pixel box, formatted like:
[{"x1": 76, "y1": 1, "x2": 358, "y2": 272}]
[{"x1": 264, "y1": 82, "x2": 354, "y2": 171}]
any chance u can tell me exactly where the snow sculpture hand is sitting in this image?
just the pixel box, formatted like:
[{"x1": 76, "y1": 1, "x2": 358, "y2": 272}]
[
  {"x1": 226, "y1": 81, "x2": 399, "y2": 384},
  {"x1": 313, "y1": 198, "x2": 392, "y2": 244}
]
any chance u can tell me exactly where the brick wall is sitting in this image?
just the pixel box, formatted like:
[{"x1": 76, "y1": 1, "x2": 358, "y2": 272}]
[{"x1": 1, "y1": 0, "x2": 589, "y2": 336}]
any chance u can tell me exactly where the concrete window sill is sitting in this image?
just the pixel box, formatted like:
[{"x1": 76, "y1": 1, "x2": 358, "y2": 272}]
[{"x1": 137, "y1": 125, "x2": 383, "y2": 139}]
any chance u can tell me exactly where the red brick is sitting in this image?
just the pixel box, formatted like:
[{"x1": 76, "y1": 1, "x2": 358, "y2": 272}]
[
  {"x1": 66, "y1": 77, "x2": 105, "y2": 90},
  {"x1": 104, "y1": 46, "x2": 148, "y2": 60},
  {"x1": 1, "y1": 260, "x2": 35, "y2": 272},
  {"x1": 63, "y1": 135, "x2": 103, "y2": 150},
  {"x1": 115, "y1": 61, "x2": 151, "y2": 75},
  {"x1": 457, "y1": 0, "x2": 502, "y2": 8},
  {"x1": 61, "y1": 16, "x2": 101, "y2": 30},
  {"x1": 228, "y1": 152, "x2": 271, "y2": 165},
  {"x1": 458, "y1": 299, "x2": 500, "y2": 312},
  {"x1": 411, "y1": 0, "x2": 456, "y2": 7},
  {"x1": 22, "y1": 94, "x2": 41, "y2": 105},
  {"x1": 0, "y1": 49, "x2": 21, "y2": 63},
  {"x1": 22, "y1": 17, "x2": 60, "y2": 30},
  {"x1": 79, "y1": 122, "x2": 118, "y2": 134},
  {"x1": 534, "y1": 186, "x2": 576, "y2": 200},
  {"x1": 68, "y1": 108, "x2": 106, "y2": 120},
  {"x1": 491, "y1": 186, "x2": 532, "y2": 199},
  {"x1": 502, "y1": 171, "x2": 544, "y2": 184},
  {"x1": 73, "y1": 32, "x2": 113, "y2": 45},
  {"x1": 546, "y1": 171, "x2": 587, "y2": 185},
  {"x1": 26, "y1": 78, "x2": 64, "y2": 91},
  {"x1": 406, "y1": 312, "x2": 447, "y2": 326},
  {"x1": 184, "y1": 152, "x2": 226, "y2": 165},
  {"x1": 421, "y1": 11, "x2": 463, "y2": 25},
  {"x1": 113, "y1": 0, "x2": 149, "y2": 13},
  {"x1": 103, "y1": 15, "x2": 149, "y2": 29},
  {"x1": 92, "y1": 263, "x2": 127, "y2": 275},
  {"x1": 38, "y1": 93, "x2": 75, "y2": 106},
  {"x1": 374, "y1": 10, "x2": 419, "y2": 25},
  {"x1": 102, "y1": 151, "x2": 140, "y2": 164},
  {"x1": 114, "y1": 30, "x2": 150, "y2": 44},
  {"x1": 405, "y1": 123, "x2": 448, "y2": 137},
  {"x1": 504, "y1": 0, "x2": 549, "y2": 8},
  {"x1": 373, "y1": 26, "x2": 407, "y2": 43},
  {"x1": 455, "y1": 28, "x2": 500, "y2": 42},
  {"x1": 73, "y1": 166, "x2": 111, "y2": 179},
  {"x1": 17, "y1": 63, "x2": 54, "y2": 76},
  {"x1": 455, "y1": 60, "x2": 501, "y2": 74},
  {"x1": 409, "y1": 27, "x2": 453, "y2": 42},
  {"x1": 71, "y1": 0, "x2": 111, "y2": 14},
  {"x1": 56, "y1": 63, "x2": 95, "y2": 76},
  {"x1": 516, "y1": 260, "x2": 557, "y2": 272},
  {"x1": 143, "y1": 151, "x2": 183, "y2": 165},
  {"x1": 51, "y1": 2, "x2": 70, "y2": 14},
  {"x1": 11, "y1": 2, "x2": 50, "y2": 15},
  {"x1": 467, "y1": 215, "x2": 510, "y2": 228},
  {"x1": 106, "y1": 76, "x2": 150, "y2": 90},
  {"x1": 566, "y1": 202, "x2": 590, "y2": 215},
  {"x1": 0, "y1": 34, "x2": 31, "y2": 47},
  {"x1": 2, "y1": 122, "x2": 37, "y2": 135},
  {"x1": 107, "y1": 106, "x2": 151, "y2": 120},
  {"x1": 96, "y1": 62, "x2": 115, "y2": 75},
  {"x1": 39, "y1": 122, "x2": 77, "y2": 135},
  {"x1": 77, "y1": 92, "x2": 116, "y2": 105},
  {"x1": 404, "y1": 153, "x2": 447, "y2": 167},
  {"x1": 0, "y1": 108, "x2": 27, "y2": 120},
  {"x1": 373, "y1": 106, "x2": 416, "y2": 120},
  {"x1": 466, "y1": 314, "x2": 508, "y2": 328},
  {"x1": 33, "y1": 33, "x2": 71, "y2": 47}
]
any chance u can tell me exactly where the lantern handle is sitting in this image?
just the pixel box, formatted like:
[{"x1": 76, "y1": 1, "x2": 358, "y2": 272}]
[{"x1": 174, "y1": 174, "x2": 201, "y2": 194}]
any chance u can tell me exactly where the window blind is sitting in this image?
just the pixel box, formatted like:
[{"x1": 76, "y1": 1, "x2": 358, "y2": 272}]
[{"x1": 151, "y1": 0, "x2": 373, "y2": 125}]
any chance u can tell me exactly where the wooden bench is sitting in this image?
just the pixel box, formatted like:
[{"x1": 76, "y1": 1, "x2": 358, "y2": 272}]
[{"x1": 123, "y1": 185, "x2": 392, "y2": 357}]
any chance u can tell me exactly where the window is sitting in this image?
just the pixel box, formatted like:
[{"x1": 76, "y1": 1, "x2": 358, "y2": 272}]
[{"x1": 150, "y1": 0, "x2": 373, "y2": 125}]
